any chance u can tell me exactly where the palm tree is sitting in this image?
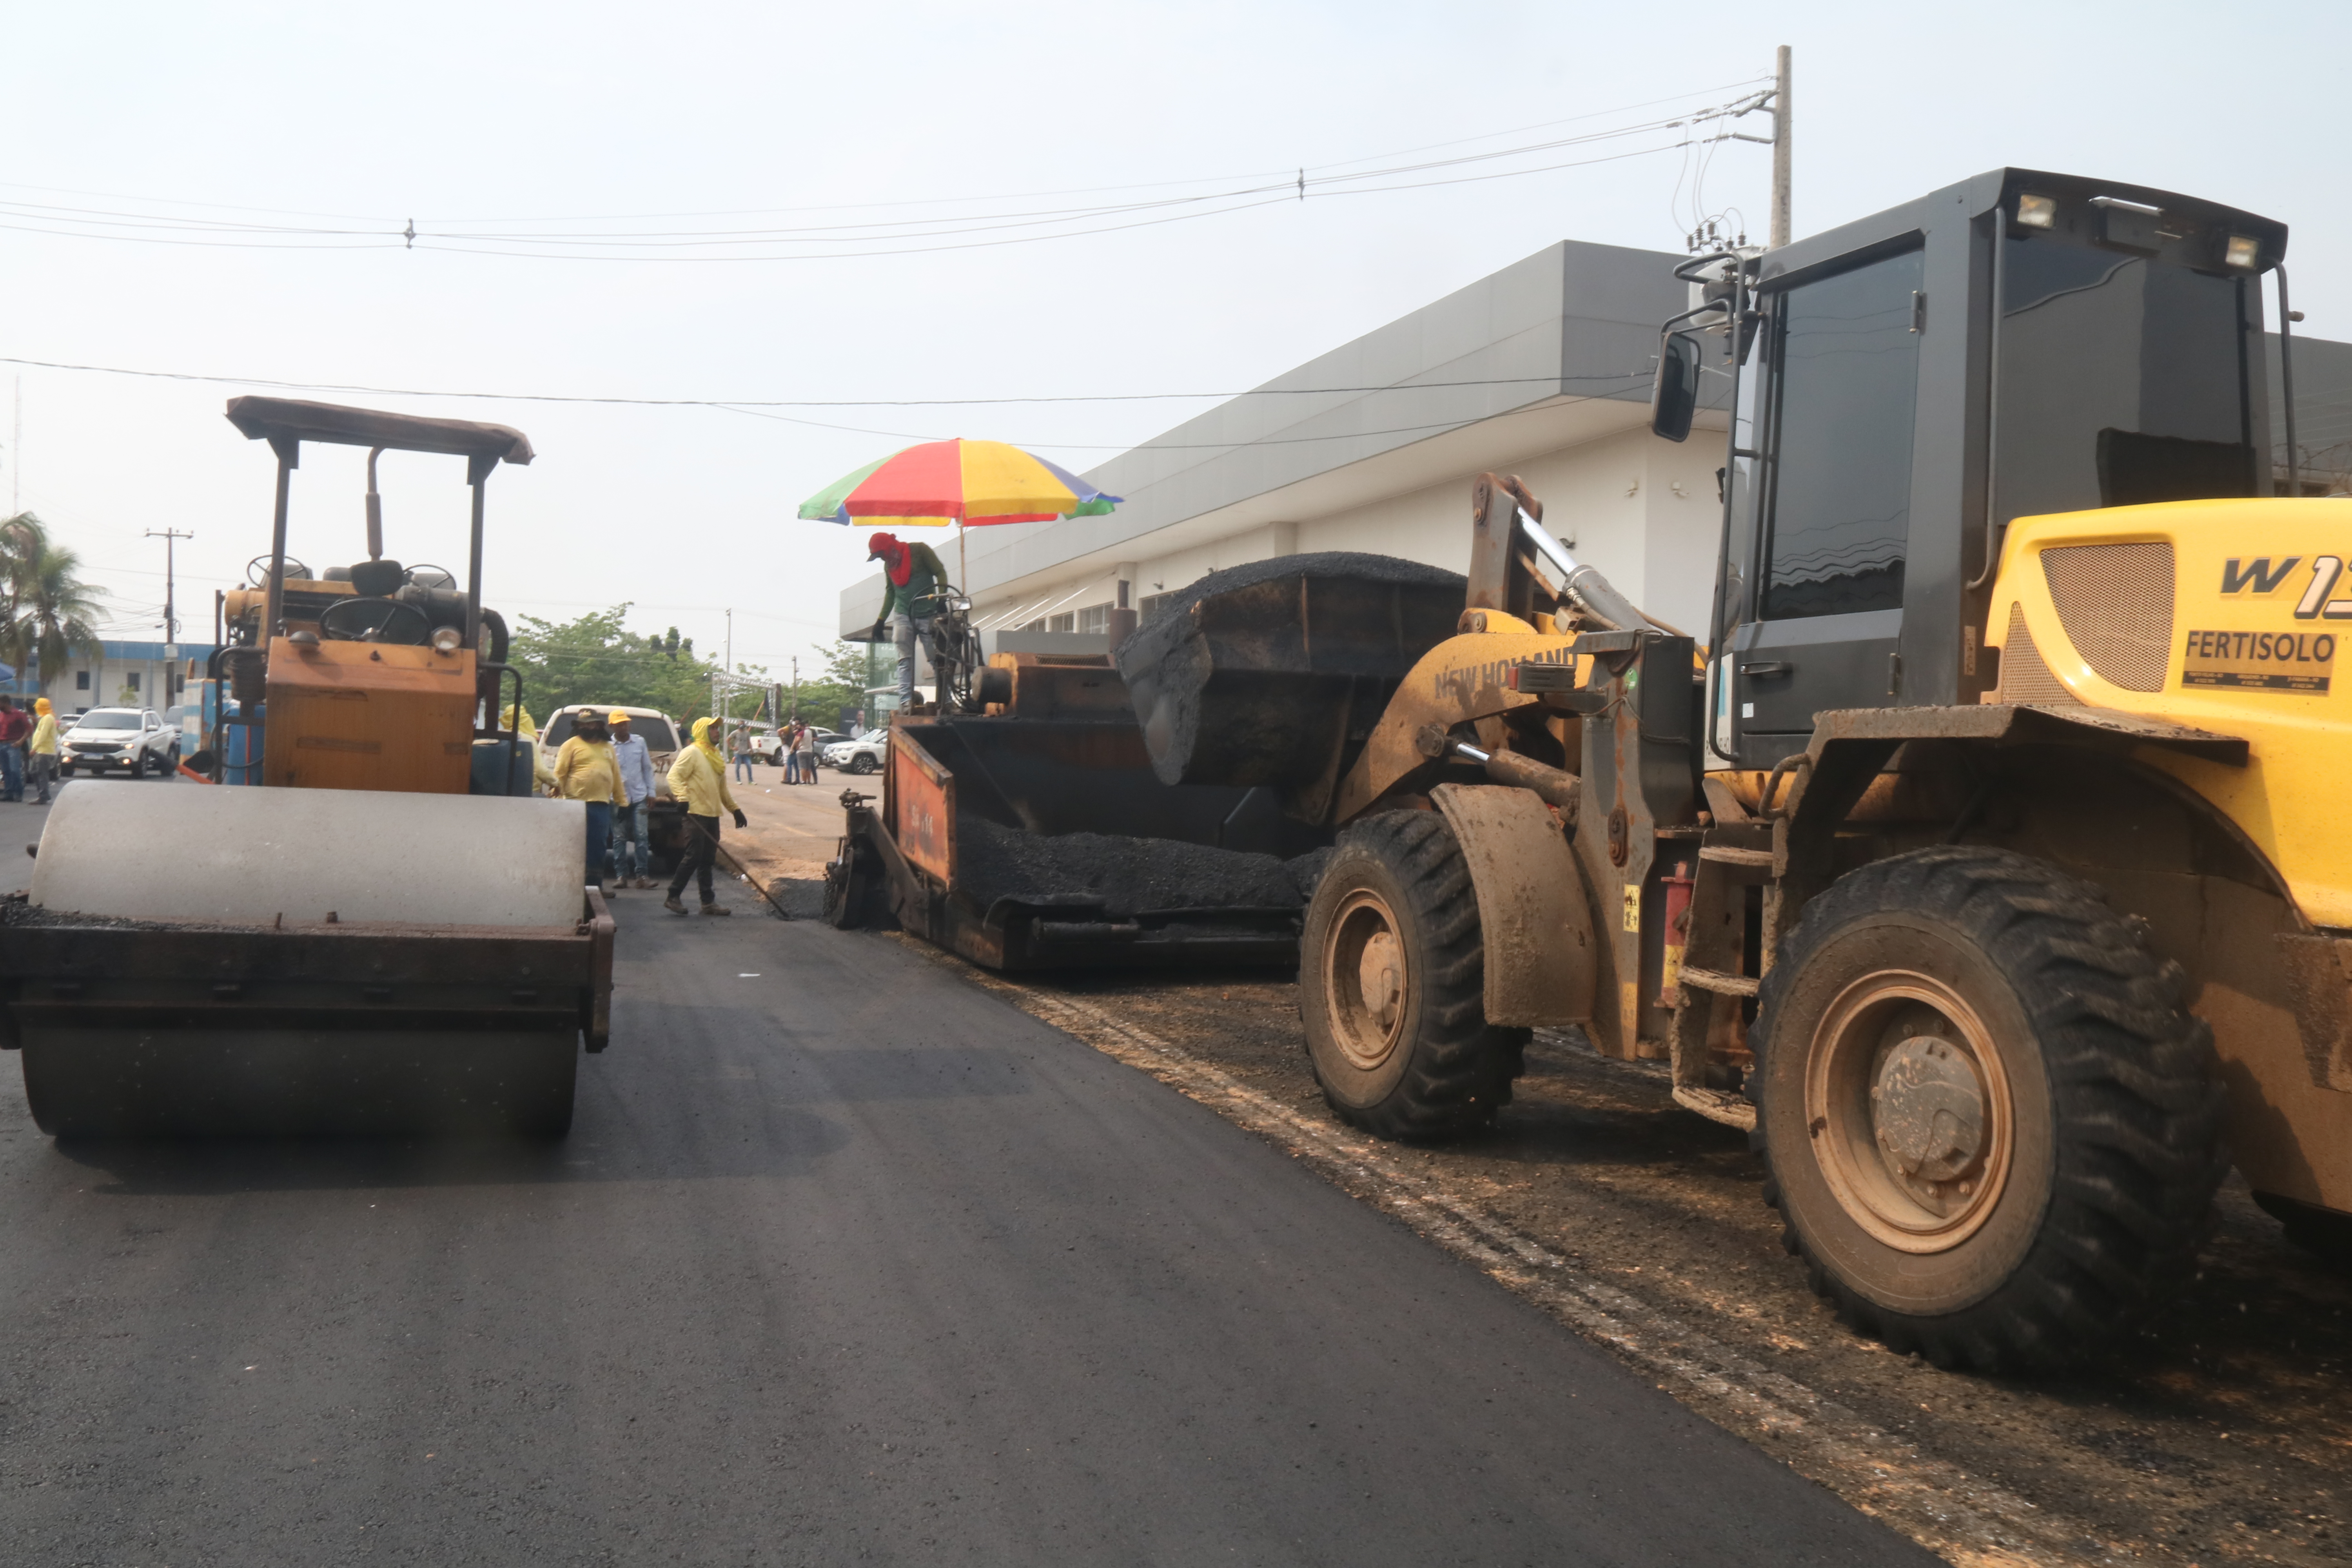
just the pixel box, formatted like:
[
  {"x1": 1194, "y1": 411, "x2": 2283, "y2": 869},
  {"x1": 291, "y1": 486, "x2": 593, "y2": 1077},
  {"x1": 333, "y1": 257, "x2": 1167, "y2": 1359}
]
[{"x1": 0, "y1": 513, "x2": 105, "y2": 687}]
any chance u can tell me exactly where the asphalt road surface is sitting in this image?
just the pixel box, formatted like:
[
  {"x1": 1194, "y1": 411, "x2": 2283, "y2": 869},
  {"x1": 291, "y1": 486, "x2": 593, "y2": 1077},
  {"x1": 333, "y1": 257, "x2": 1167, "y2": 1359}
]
[{"x1": 0, "y1": 807, "x2": 1934, "y2": 1565}]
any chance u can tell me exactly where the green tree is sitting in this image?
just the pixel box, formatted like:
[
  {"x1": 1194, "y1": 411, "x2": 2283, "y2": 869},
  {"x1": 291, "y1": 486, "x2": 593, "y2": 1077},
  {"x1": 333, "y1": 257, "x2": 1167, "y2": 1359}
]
[
  {"x1": 0, "y1": 513, "x2": 105, "y2": 686},
  {"x1": 506, "y1": 604, "x2": 724, "y2": 724}
]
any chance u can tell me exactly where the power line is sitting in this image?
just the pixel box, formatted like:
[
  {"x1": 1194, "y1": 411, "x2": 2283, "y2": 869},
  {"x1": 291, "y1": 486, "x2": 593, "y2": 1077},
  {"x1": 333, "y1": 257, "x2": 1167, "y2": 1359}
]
[
  {"x1": 0, "y1": 76, "x2": 1771, "y2": 231},
  {"x1": 0, "y1": 352, "x2": 1639, "y2": 408},
  {"x1": 0, "y1": 85, "x2": 1777, "y2": 264},
  {"x1": 713, "y1": 379, "x2": 1648, "y2": 450}
]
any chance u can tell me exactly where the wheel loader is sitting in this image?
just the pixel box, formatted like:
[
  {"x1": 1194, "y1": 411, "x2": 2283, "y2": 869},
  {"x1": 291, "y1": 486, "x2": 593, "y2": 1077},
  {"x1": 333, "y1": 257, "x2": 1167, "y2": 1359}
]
[
  {"x1": 1118, "y1": 168, "x2": 2347, "y2": 1370},
  {"x1": 0, "y1": 397, "x2": 612, "y2": 1138}
]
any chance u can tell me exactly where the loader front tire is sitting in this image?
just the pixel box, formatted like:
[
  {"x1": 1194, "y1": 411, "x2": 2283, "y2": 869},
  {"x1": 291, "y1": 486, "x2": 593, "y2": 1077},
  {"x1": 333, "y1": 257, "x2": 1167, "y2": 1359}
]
[
  {"x1": 1751, "y1": 846, "x2": 2225, "y2": 1371},
  {"x1": 1301, "y1": 809, "x2": 1527, "y2": 1140}
]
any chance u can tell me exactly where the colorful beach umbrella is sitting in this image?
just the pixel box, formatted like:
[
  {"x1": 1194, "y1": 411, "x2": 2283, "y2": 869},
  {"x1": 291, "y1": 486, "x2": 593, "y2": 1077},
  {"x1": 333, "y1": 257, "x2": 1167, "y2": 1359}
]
[{"x1": 797, "y1": 439, "x2": 1121, "y2": 529}]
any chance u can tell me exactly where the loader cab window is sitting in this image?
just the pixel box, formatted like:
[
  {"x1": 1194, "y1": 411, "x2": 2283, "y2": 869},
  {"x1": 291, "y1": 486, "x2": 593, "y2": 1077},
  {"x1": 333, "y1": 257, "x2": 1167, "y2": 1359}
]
[
  {"x1": 1995, "y1": 241, "x2": 2254, "y2": 519},
  {"x1": 1757, "y1": 246, "x2": 1924, "y2": 621}
]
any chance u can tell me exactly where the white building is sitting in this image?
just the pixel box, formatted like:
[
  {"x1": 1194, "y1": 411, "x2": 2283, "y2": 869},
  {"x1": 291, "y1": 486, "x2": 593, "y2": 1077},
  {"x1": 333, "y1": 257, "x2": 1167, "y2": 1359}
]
[{"x1": 16, "y1": 638, "x2": 218, "y2": 717}]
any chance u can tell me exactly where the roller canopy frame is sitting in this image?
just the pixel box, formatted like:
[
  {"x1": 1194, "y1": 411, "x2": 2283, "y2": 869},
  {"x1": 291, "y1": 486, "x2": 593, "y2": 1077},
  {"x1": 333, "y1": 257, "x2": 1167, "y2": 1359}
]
[
  {"x1": 225, "y1": 396, "x2": 533, "y2": 724},
  {"x1": 224, "y1": 396, "x2": 535, "y2": 466}
]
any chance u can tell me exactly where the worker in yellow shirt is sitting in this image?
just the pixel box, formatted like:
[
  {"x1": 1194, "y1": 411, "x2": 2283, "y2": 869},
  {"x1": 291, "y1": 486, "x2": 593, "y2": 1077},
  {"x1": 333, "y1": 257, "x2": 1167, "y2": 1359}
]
[
  {"x1": 503, "y1": 701, "x2": 557, "y2": 796},
  {"x1": 663, "y1": 715, "x2": 746, "y2": 915},
  {"x1": 27, "y1": 698, "x2": 60, "y2": 805},
  {"x1": 552, "y1": 711, "x2": 623, "y2": 893}
]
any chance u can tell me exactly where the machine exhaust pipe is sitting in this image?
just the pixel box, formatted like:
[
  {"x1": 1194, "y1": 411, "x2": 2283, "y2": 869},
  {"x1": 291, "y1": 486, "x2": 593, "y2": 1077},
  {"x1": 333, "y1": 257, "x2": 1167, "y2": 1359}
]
[{"x1": 365, "y1": 446, "x2": 386, "y2": 561}]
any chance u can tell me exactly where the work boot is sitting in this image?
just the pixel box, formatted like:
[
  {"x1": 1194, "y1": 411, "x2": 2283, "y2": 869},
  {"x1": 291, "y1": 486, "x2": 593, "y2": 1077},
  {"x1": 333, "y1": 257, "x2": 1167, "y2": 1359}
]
[
  {"x1": 633, "y1": 877, "x2": 655, "y2": 890},
  {"x1": 698, "y1": 902, "x2": 732, "y2": 916},
  {"x1": 663, "y1": 895, "x2": 688, "y2": 915}
]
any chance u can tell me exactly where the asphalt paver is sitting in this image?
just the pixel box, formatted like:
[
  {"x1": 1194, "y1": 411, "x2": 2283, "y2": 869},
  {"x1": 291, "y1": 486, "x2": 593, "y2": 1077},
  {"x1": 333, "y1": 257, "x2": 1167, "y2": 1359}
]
[{"x1": 0, "y1": 865, "x2": 1936, "y2": 1564}]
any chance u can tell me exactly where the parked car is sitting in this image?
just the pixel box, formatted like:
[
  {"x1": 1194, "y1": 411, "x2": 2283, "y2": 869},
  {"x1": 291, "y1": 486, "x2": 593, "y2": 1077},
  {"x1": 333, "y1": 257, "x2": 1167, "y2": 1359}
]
[
  {"x1": 540, "y1": 704, "x2": 688, "y2": 874},
  {"x1": 823, "y1": 728, "x2": 889, "y2": 775},
  {"x1": 58, "y1": 707, "x2": 178, "y2": 778},
  {"x1": 774, "y1": 726, "x2": 848, "y2": 771}
]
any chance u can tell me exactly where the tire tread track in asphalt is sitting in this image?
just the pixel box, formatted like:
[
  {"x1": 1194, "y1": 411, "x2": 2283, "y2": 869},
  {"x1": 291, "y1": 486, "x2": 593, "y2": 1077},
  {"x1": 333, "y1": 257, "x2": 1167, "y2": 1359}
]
[{"x1": 912, "y1": 944, "x2": 2120, "y2": 1568}]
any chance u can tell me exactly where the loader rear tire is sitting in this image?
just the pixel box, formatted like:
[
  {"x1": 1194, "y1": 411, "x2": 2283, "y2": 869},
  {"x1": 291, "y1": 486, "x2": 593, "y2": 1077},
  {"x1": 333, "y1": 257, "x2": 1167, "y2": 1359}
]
[
  {"x1": 1751, "y1": 846, "x2": 2225, "y2": 1371},
  {"x1": 1300, "y1": 809, "x2": 1528, "y2": 1140}
]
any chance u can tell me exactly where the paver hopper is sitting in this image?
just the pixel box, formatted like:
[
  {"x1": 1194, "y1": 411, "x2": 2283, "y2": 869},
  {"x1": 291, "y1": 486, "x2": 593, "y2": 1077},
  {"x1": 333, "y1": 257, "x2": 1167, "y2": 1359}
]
[
  {"x1": 825, "y1": 650, "x2": 1329, "y2": 968},
  {"x1": 0, "y1": 398, "x2": 611, "y2": 1138}
]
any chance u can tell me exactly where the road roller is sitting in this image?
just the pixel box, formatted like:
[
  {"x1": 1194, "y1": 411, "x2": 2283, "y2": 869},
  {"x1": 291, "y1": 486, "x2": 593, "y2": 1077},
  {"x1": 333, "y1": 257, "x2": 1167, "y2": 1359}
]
[{"x1": 0, "y1": 397, "x2": 612, "y2": 1138}]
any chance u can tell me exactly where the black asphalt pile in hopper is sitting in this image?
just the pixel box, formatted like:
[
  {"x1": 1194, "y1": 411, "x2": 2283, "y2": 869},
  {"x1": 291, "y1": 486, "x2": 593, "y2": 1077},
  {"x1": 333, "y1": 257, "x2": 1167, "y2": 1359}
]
[
  {"x1": 1114, "y1": 552, "x2": 1466, "y2": 822},
  {"x1": 956, "y1": 815, "x2": 1330, "y2": 918}
]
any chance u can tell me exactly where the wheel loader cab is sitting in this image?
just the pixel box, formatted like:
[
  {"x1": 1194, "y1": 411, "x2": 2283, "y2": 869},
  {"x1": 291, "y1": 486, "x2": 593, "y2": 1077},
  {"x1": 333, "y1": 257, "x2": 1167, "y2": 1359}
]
[
  {"x1": 214, "y1": 397, "x2": 534, "y2": 795},
  {"x1": 1682, "y1": 169, "x2": 2288, "y2": 769}
]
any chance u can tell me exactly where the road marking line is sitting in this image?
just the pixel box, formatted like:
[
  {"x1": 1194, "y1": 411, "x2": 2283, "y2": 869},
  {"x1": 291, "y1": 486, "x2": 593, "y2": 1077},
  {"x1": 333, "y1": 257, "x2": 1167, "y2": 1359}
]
[{"x1": 966, "y1": 973, "x2": 2109, "y2": 1568}]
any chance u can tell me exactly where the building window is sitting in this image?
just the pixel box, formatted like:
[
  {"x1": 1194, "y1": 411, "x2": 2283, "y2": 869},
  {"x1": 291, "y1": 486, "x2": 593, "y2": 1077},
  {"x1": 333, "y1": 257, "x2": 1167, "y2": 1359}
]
[
  {"x1": 75, "y1": 671, "x2": 89, "y2": 691},
  {"x1": 1047, "y1": 612, "x2": 1076, "y2": 633},
  {"x1": 1075, "y1": 603, "x2": 1111, "y2": 635},
  {"x1": 1022, "y1": 618, "x2": 1046, "y2": 632},
  {"x1": 126, "y1": 671, "x2": 140, "y2": 693}
]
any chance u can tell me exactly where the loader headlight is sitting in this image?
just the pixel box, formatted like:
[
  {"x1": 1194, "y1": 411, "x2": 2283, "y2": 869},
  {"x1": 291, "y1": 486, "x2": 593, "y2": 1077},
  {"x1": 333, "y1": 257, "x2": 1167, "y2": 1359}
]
[
  {"x1": 430, "y1": 626, "x2": 463, "y2": 653},
  {"x1": 2225, "y1": 234, "x2": 2261, "y2": 271},
  {"x1": 2014, "y1": 193, "x2": 2058, "y2": 230}
]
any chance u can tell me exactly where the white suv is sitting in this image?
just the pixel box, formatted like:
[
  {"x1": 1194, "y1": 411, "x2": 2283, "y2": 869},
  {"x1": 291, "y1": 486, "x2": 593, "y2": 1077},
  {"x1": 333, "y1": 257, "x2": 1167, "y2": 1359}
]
[
  {"x1": 60, "y1": 708, "x2": 179, "y2": 778},
  {"x1": 822, "y1": 728, "x2": 889, "y2": 775}
]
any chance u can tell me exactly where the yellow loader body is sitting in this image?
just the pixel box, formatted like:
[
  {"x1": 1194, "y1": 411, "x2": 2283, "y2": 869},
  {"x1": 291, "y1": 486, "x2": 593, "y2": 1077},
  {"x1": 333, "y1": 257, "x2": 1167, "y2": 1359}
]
[{"x1": 1980, "y1": 496, "x2": 2352, "y2": 1214}]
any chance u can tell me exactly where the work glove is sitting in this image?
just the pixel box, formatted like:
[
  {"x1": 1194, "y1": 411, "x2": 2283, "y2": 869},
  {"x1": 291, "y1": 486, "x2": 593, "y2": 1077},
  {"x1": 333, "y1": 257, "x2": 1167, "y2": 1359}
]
[{"x1": 732, "y1": 808, "x2": 748, "y2": 829}]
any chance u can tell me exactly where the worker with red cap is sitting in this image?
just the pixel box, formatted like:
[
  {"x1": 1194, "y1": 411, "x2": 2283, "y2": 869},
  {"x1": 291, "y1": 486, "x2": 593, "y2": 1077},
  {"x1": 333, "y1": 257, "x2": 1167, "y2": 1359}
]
[{"x1": 867, "y1": 531, "x2": 951, "y2": 712}]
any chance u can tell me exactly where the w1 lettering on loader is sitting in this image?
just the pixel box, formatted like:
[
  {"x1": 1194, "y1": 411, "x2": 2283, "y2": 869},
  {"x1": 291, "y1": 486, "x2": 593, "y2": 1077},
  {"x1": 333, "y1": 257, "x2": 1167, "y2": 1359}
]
[
  {"x1": 2181, "y1": 628, "x2": 2334, "y2": 692},
  {"x1": 2221, "y1": 555, "x2": 2352, "y2": 621}
]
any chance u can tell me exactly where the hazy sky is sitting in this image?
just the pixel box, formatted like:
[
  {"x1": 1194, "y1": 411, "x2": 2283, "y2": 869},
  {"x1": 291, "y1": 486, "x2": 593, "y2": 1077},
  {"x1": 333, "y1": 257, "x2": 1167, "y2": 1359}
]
[{"x1": 4, "y1": 1, "x2": 2343, "y2": 680}]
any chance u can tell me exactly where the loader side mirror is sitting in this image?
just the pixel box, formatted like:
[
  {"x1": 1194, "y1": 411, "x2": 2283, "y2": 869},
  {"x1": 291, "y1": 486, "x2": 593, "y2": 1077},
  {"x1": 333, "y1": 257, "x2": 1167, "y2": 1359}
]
[{"x1": 1650, "y1": 331, "x2": 1701, "y2": 443}]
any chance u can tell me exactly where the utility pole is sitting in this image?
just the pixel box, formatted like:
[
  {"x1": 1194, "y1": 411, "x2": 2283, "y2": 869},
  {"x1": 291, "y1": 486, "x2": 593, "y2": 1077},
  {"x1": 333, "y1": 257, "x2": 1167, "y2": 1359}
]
[
  {"x1": 145, "y1": 528, "x2": 194, "y2": 675},
  {"x1": 790, "y1": 655, "x2": 800, "y2": 722},
  {"x1": 1769, "y1": 45, "x2": 1793, "y2": 250},
  {"x1": 9, "y1": 377, "x2": 19, "y2": 516}
]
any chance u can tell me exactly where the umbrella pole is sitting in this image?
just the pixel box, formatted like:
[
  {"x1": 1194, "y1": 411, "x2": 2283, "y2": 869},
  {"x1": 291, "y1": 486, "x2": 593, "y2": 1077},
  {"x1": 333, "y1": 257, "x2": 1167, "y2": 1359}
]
[{"x1": 958, "y1": 522, "x2": 967, "y2": 592}]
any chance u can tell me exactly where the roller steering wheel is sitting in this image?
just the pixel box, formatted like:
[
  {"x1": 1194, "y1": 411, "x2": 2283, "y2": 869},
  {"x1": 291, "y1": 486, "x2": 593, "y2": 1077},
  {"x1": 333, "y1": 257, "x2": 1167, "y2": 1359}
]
[
  {"x1": 246, "y1": 554, "x2": 314, "y2": 586},
  {"x1": 318, "y1": 597, "x2": 432, "y2": 645}
]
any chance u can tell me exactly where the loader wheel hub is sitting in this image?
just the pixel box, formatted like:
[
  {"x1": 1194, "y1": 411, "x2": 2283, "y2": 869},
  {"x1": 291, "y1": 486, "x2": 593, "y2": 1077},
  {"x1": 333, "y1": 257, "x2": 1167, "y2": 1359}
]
[
  {"x1": 1359, "y1": 932, "x2": 1403, "y2": 1030},
  {"x1": 1805, "y1": 971, "x2": 2013, "y2": 1254},
  {"x1": 1871, "y1": 1035, "x2": 1984, "y2": 1184},
  {"x1": 1326, "y1": 889, "x2": 1410, "y2": 1072}
]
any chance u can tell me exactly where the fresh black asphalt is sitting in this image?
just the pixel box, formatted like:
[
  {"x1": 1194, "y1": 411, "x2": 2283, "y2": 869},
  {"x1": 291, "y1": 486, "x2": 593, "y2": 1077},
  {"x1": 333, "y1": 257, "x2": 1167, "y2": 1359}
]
[{"x1": 0, "y1": 805, "x2": 1935, "y2": 1564}]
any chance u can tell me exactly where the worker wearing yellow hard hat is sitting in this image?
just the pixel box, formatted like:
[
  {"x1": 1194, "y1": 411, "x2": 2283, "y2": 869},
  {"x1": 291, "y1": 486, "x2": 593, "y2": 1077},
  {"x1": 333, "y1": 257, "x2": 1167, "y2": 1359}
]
[{"x1": 552, "y1": 710, "x2": 622, "y2": 894}]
